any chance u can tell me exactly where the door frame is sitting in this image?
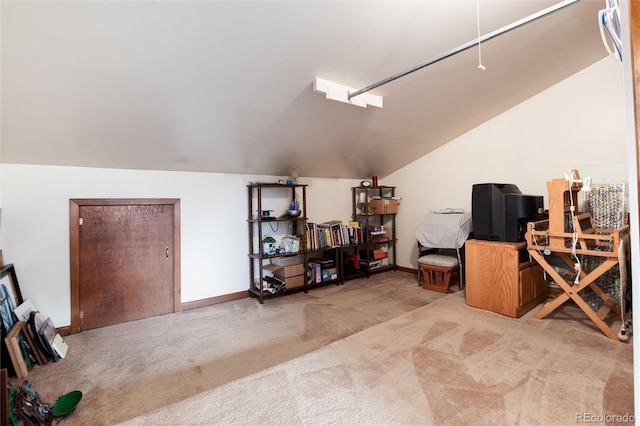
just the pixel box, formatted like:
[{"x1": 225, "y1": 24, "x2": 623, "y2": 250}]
[{"x1": 69, "y1": 198, "x2": 181, "y2": 334}]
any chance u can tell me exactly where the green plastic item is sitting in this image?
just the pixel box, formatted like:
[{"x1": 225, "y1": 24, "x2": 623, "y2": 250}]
[{"x1": 51, "y1": 390, "x2": 82, "y2": 417}]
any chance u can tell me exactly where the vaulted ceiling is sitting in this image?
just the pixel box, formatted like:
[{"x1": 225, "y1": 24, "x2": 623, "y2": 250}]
[{"x1": 1, "y1": 0, "x2": 608, "y2": 179}]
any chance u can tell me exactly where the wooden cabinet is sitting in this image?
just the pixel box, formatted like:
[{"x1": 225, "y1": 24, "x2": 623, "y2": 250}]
[{"x1": 465, "y1": 239, "x2": 547, "y2": 318}]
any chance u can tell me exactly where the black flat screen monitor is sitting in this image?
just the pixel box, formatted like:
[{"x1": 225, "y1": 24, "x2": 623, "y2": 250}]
[{"x1": 472, "y1": 183, "x2": 544, "y2": 242}]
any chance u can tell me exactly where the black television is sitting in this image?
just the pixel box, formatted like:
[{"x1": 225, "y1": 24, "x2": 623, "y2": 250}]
[{"x1": 472, "y1": 183, "x2": 545, "y2": 242}]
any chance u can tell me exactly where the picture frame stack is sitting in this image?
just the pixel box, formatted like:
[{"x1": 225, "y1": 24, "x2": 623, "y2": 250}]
[
  {"x1": 0, "y1": 263, "x2": 31, "y2": 378},
  {"x1": 1, "y1": 262, "x2": 69, "y2": 379}
]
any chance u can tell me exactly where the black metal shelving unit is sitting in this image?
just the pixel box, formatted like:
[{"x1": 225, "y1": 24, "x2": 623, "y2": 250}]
[
  {"x1": 247, "y1": 183, "x2": 398, "y2": 303},
  {"x1": 247, "y1": 183, "x2": 308, "y2": 303},
  {"x1": 349, "y1": 185, "x2": 398, "y2": 278}
]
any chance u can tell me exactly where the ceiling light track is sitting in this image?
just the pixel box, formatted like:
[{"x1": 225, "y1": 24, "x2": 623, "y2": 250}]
[{"x1": 347, "y1": 0, "x2": 583, "y2": 100}]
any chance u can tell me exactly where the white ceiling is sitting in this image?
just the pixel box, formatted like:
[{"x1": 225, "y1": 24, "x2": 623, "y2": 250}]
[{"x1": 1, "y1": 0, "x2": 608, "y2": 179}]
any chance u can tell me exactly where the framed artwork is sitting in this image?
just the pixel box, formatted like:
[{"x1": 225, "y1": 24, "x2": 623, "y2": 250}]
[
  {"x1": 0, "y1": 264, "x2": 23, "y2": 333},
  {"x1": 0, "y1": 264, "x2": 22, "y2": 305},
  {"x1": 5, "y1": 321, "x2": 29, "y2": 379}
]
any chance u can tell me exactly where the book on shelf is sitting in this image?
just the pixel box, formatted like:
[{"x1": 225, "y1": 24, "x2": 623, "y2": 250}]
[
  {"x1": 346, "y1": 221, "x2": 362, "y2": 244},
  {"x1": 316, "y1": 224, "x2": 331, "y2": 248},
  {"x1": 360, "y1": 258, "x2": 387, "y2": 270},
  {"x1": 370, "y1": 236, "x2": 390, "y2": 243},
  {"x1": 316, "y1": 221, "x2": 339, "y2": 247},
  {"x1": 307, "y1": 220, "x2": 368, "y2": 249},
  {"x1": 315, "y1": 222, "x2": 334, "y2": 247},
  {"x1": 366, "y1": 225, "x2": 390, "y2": 242},
  {"x1": 306, "y1": 223, "x2": 319, "y2": 251},
  {"x1": 317, "y1": 220, "x2": 360, "y2": 247},
  {"x1": 307, "y1": 262, "x2": 322, "y2": 283},
  {"x1": 368, "y1": 225, "x2": 385, "y2": 235},
  {"x1": 309, "y1": 258, "x2": 334, "y2": 268}
]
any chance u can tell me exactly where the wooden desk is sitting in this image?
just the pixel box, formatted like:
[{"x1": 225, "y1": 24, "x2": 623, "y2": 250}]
[{"x1": 465, "y1": 239, "x2": 547, "y2": 318}]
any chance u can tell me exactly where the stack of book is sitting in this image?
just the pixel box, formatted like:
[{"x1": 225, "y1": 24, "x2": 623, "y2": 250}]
[
  {"x1": 306, "y1": 220, "x2": 363, "y2": 250},
  {"x1": 317, "y1": 220, "x2": 347, "y2": 247},
  {"x1": 367, "y1": 225, "x2": 389, "y2": 242}
]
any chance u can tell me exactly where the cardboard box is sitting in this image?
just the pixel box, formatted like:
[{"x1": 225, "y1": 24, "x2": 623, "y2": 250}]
[
  {"x1": 369, "y1": 199, "x2": 398, "y2": 214},
  {"x1": 262, "y1": 263, "x2": 281, "y2": 275},
  {"x1": 274, "y1": 263, "x2": 304, "y2": 278},
  {"x1": 320, "y1": 268, "x2": 338, "y2": 281},
  {"x1": 271, "y1": 255, "x2": 303, "y2": 266},
  {"x1": 328, "y1": 267, "x2": 338, "y2": 280},
  {"x1": 373, "y1": 250, "x2": 388, "y2": 260},
  {"x1": 283, "y1": 274, "x2": 305, "y2": 289}
]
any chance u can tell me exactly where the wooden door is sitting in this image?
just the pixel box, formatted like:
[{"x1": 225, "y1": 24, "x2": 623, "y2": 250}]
[{"x1": 69, "y1": 199, "x2": 181, "y2": 333}]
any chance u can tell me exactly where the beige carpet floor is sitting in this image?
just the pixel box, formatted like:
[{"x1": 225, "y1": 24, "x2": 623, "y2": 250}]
[
  {"x1": 10, "y1": 271, "x2": 634, "y2": 425},
  {"x1": 15, "y1": 271, "x2": 449, "y2": 425},
  {"x1": 117, "y1": 290, "x2": 634, "y2": 425}
]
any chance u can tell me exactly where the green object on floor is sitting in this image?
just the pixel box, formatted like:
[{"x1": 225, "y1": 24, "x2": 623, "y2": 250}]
[{"x1": 52, "y1": 390, "x2": 82, "y2": 417}]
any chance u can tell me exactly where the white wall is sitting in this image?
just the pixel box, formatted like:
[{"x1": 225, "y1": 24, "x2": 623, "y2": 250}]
[
  {"x1": 386, "y1": 58, "x2": 629, "y2": 269},
  {"x1": 0, "y1": 164, "x2": 358, "y2": 326},
  {"x1": 0, "y1": 58, "x2": 629, "y2": 328}
]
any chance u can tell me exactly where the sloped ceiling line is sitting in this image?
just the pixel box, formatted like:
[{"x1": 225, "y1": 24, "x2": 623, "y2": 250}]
[
  {"x1": 1, "y1": 1, "x2": 607, "y2": 179},
  {"x1": 347, "y1": 0, "x2": 583, "y2": 101}
]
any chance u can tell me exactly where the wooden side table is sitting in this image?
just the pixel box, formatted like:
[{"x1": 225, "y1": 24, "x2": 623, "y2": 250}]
[{"x1": 465, "y1": 239, "x2": 547, "y2": 318}]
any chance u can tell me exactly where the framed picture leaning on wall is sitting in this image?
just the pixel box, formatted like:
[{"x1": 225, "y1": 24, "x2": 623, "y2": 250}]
[
  {"x1": 0, "y1": 264, "x2": 23, "y2": 333},
  {"x1": 0, "y1": 264, "x2": 33, "y2": 378}
]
